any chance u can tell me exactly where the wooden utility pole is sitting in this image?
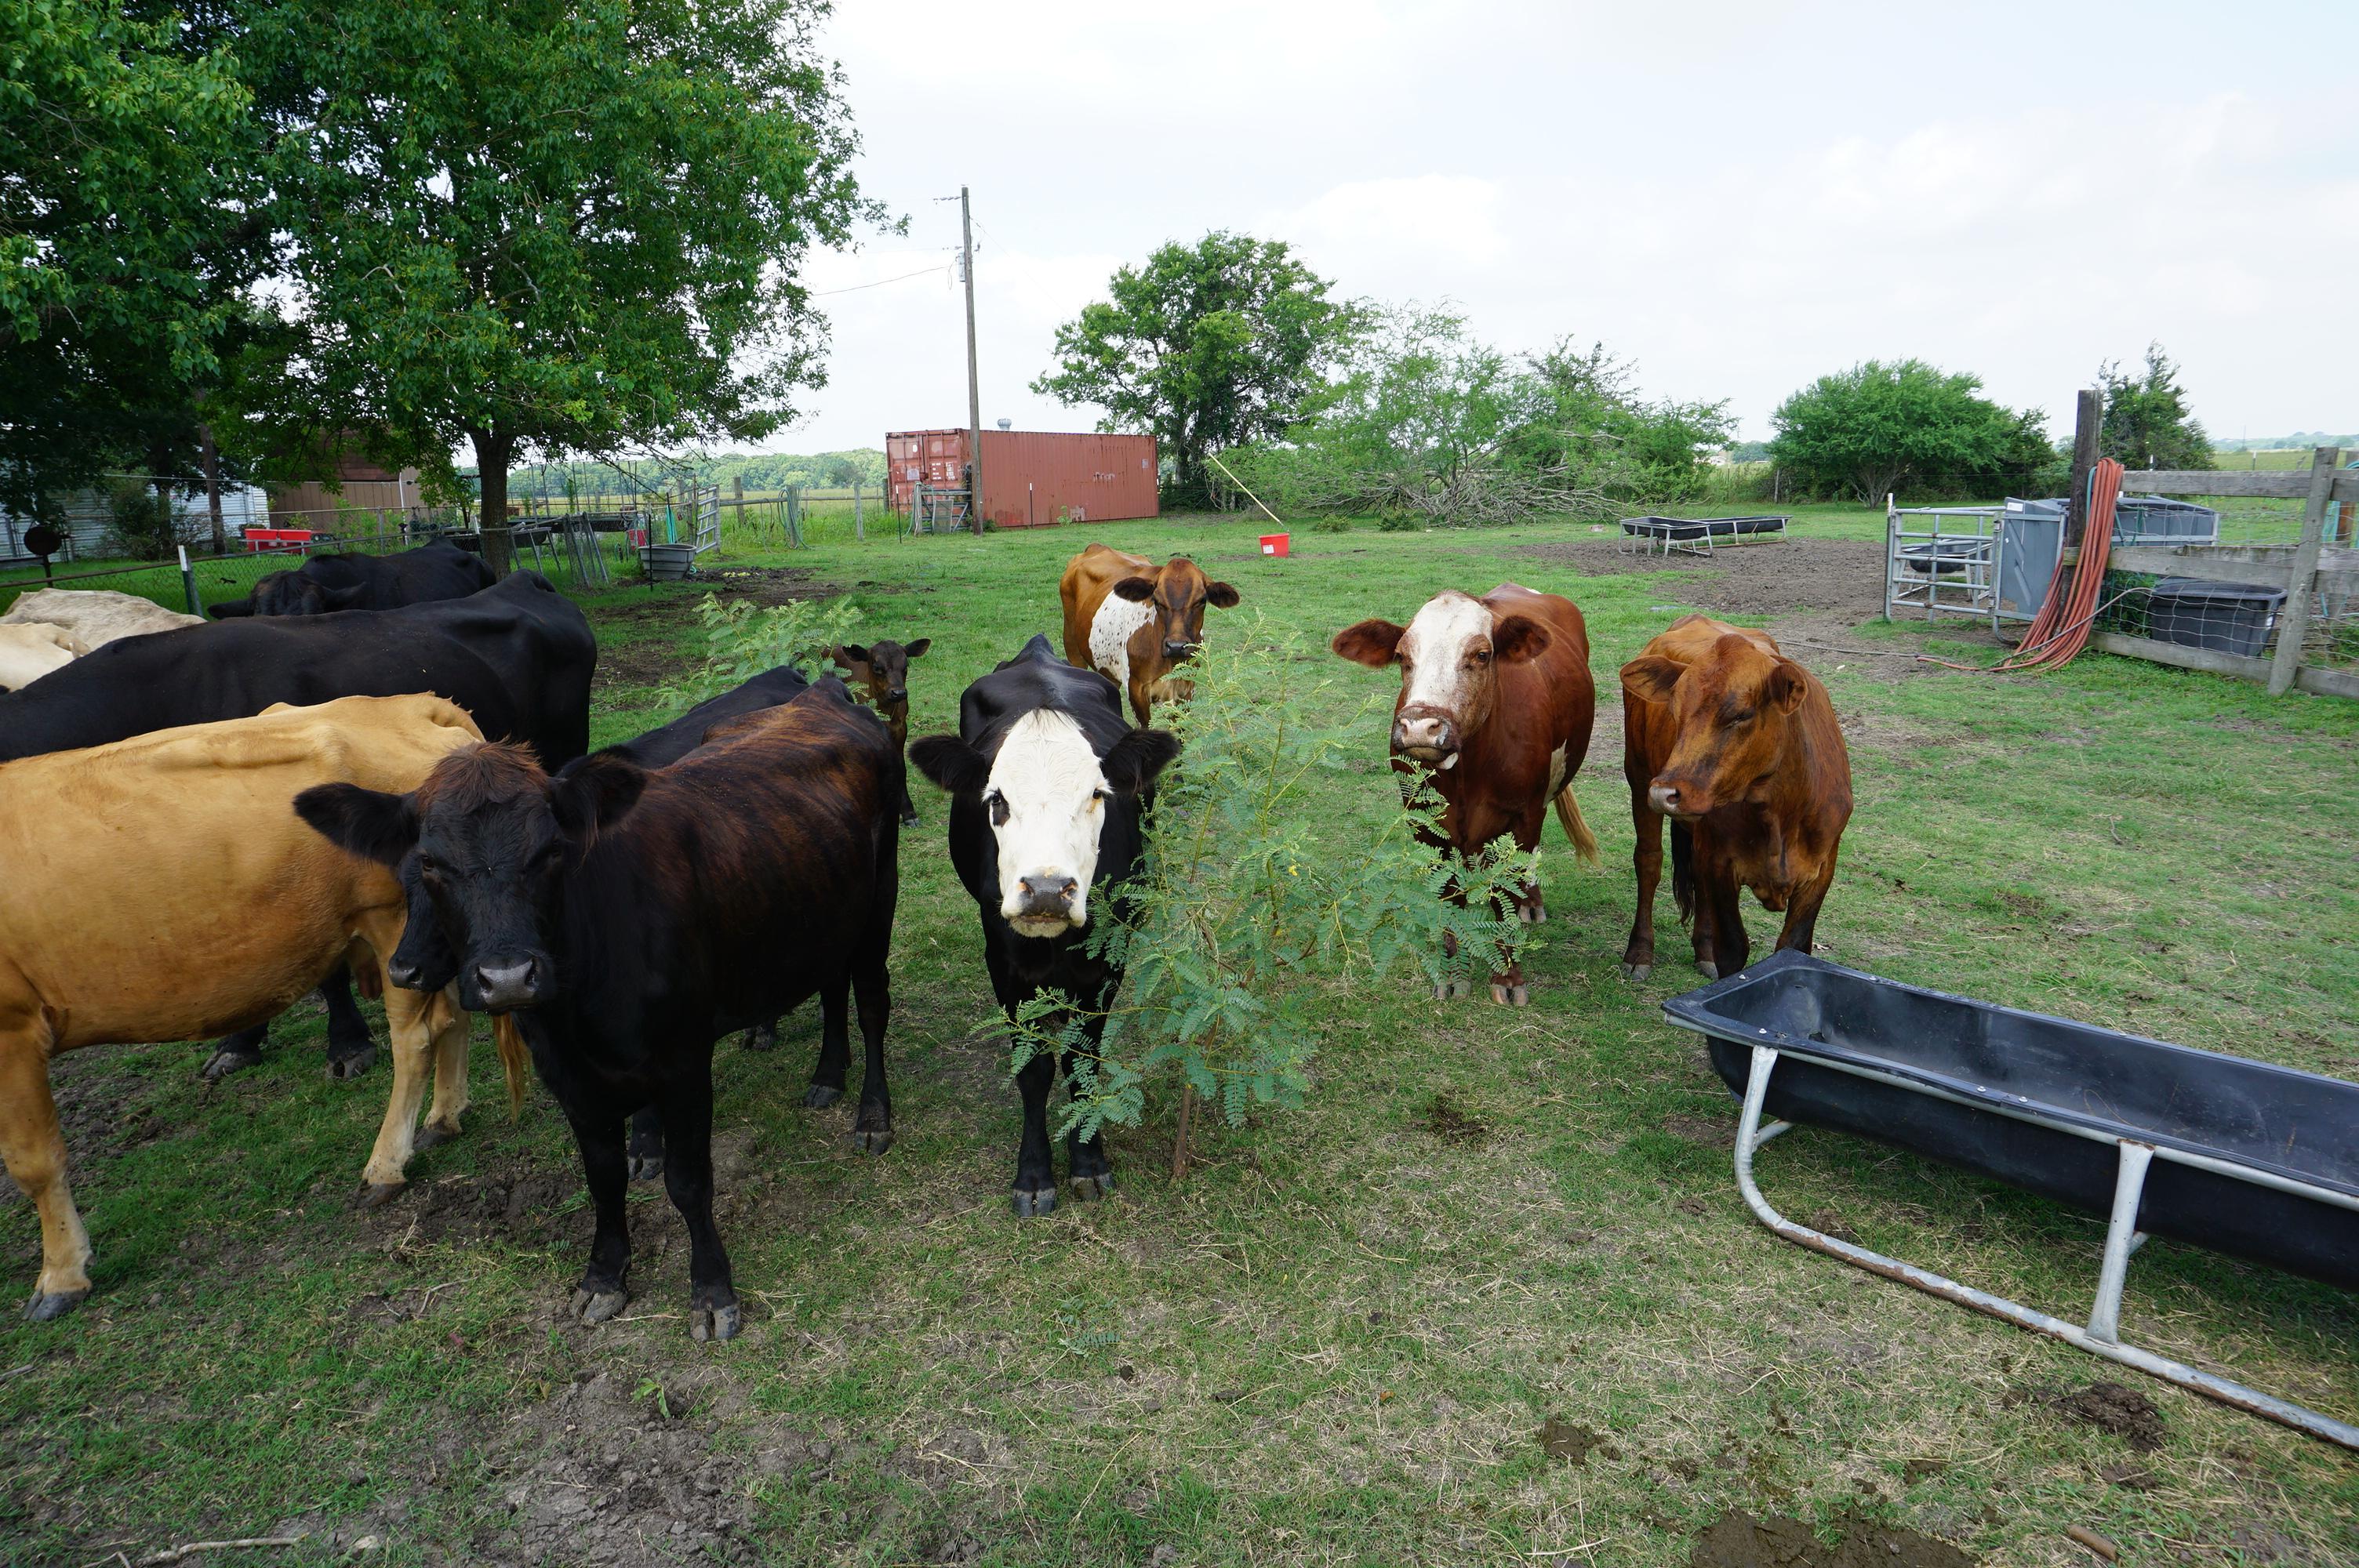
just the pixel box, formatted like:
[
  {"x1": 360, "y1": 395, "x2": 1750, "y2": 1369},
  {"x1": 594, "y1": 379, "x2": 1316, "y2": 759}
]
[
  {"x1": 961, "y1": 185, "x2": 983, "y2": 535},
  {"x1": 2063, "y1": 387, "x2": 2103, "y2": 546}
]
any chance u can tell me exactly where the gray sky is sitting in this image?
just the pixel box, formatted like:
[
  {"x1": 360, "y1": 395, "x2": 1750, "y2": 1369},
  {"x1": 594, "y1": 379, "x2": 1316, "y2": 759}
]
[{"x1": 780, "y1": 0, "x2": 2356, "y2": 455}]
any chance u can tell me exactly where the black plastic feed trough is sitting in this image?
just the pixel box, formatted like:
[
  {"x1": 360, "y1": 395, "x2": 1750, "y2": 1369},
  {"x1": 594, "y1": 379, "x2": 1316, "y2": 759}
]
[
  {"x1": 1663, "y1": 949, "x2": 2359, "y2": 1449},
  {"x1": 1619, "y1": 514, "x2": 1789, "y2": 541}
]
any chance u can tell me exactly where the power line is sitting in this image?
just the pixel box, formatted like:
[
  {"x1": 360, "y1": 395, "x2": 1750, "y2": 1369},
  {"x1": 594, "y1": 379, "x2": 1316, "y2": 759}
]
[{"x1": 809, "y1": 264, "x2": 948, "y2": 298}]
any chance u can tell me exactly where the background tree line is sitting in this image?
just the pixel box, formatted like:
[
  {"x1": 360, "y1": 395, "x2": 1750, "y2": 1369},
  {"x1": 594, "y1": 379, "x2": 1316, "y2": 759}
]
[
  {"x1": 4, "y1": 0, "x2": 881, "y2": 568},
  {"x1": 1035, "y1": 235, "x2": 2217, "y2": 521},
  {"x1": 493, "y1": 450, "x2": 889, "y2": 503}
]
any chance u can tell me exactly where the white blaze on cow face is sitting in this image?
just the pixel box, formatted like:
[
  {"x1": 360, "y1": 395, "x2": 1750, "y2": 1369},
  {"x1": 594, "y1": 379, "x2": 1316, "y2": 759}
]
[
  {"x1": 1392, "y1": 591, "x2": 1497, "y2": 763},
  {"x1": 1088, "y1": 593, "x2": 1154, "y2": 692},
  {"x1": 983, "y1": 710, "x2": 1112, "y2": 936}
]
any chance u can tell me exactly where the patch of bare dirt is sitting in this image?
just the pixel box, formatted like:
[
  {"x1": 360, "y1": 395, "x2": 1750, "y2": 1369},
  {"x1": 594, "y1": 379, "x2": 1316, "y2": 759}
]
[
  {"x1": 1525, "y1": 536, "x2": 1891, "y2": 621},
  {"x1": 1662, "y1": 1112, "x2": 1736, "y2": 1150},
  {"x1": 1688, "y1": 1509, "x2": 1977, "y2": 1567},
  {"x1": 2042, "y1": 1381, "x2": 2168, "y2": 1452},
  {"x1": 1423, "y1": 1092, "x2": 1490, "y2": 1146},
  {"x1": 1538, "y1": 1417, "x2": 1618, "y2": 1467}
]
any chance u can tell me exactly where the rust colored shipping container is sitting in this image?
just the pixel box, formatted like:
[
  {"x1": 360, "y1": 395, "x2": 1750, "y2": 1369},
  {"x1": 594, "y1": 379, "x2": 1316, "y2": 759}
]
[{"x1": 885, "y1": 429, "x2": 1158, "y2": 529}]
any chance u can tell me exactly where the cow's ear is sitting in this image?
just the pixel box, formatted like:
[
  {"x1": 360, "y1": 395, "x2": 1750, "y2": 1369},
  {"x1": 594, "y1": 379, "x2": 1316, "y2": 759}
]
[
  {"x1": 208, "y1": 599, "x2": 254, "y2": 619},
  {"x1": 1619, "y1": 655, "x2": 1686, "y2": 707},
  {"x1": 320, "y1": 583, "x2": 369, "y2": 612},
  {"x1": 294, "y1": 784, "x2": 419, "y2": 868},
  {"x1": 910, "y1": 734, "x2": 989, "y2": 795},
  {"x1": 551, "y1": 753, "x2": 646, "y2": 842},
  {"x1": 1112, "y1": 576, "x2": 1156, "y2": 603},
  {"x1": 1203, "y1": 581, "x2": 1240, "y2": 609},
  {"x1": 1330, "y1": 619, "x2": 1407, "y2": 668},
  {"x1": 902, "y1": 638, "x2": 930, "y2": 659},
  {"x1": 1765, "y1": 660, "x2": 1810, "y2": 716},
  {"x1": 1490, "y1": 615, "x2": 1551, "y2": 664},
  {"x1": 1100, "y1": 728, "x2": 1182, "y2": 795},
  {"x1": 834, "y1": 643, "x2": 871, "y2": 670}
]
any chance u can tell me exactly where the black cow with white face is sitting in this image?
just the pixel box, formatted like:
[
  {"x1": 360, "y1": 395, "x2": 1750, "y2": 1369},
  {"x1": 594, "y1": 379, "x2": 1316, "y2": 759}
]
[{"x1": 909, "y1": 635, "x2": 1180, "y2": 1214}]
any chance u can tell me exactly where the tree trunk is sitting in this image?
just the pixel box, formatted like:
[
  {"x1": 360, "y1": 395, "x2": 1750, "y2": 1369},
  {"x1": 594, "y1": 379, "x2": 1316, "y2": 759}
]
[
  {"x1": 200, "y1": 424, "x2": 226, "y2": 556},
  {"x1": 473, "y1": 429, "x2": 516, "y2": 574}
]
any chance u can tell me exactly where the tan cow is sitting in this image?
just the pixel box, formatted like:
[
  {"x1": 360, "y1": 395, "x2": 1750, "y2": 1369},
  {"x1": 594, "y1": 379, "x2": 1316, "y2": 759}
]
[
  {"x1": 1, "y1": 587, "x2": 203, "y2": 647},
  {"x1": 0, "y1": 623, "x2": 88, "y2": 690},
  {"x1": 1059, "y1": 543, "x2": 1239, "y2": 727},
  {"x1": 0, "y1": 695, "x2": 525, "y2": 1320}
]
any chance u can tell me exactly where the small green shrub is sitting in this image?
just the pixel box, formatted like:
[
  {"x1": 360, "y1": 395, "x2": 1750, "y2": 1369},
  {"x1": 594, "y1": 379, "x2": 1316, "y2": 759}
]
[
  {"x1": 1004, "y1": 620, "x2": 1534, "y2": 1163},
  {"x1": 668, "y1": 593, "x2": 863, "y2": 706},
  {"x1": 102, "y1": 481, "x2": 198, "y2": 559},
  {"x1": 1307, "y1": 514, "x2": 1352, "y2": 534}
]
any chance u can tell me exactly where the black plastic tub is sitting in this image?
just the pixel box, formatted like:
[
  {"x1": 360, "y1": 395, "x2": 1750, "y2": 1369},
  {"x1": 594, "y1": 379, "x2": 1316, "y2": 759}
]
[
  {"x1": 1896, "y1": 536, "x2": 1986, "y2": 576},
  {"x1": 2147, "y1": 576, "x2": 2284, "y2": 658},
  {"x1": 1663, "y1": 950, "x2": 2359, "y2": 1290},
  {"x1": 1620, "y1": 514, "x2": 1787, "y2": 541}
]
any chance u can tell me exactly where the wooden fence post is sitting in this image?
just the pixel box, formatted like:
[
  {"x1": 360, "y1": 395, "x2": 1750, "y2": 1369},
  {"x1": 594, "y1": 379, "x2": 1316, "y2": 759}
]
[
  {"x1": 2267, "y1": 445, "x2": 2339, "y2": 696},
  {"x1": 853, "y1": 481, "x2": 864, "y2": 543},
  {"x1": 2064, "y1": 388, "x2": 2103, "y2": 547}
]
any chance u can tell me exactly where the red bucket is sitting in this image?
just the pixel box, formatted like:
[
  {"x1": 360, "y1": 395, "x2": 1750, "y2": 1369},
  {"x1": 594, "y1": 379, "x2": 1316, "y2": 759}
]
[{"x1": 1259, "y1": 532, "x2": 1291, "y2": 557}]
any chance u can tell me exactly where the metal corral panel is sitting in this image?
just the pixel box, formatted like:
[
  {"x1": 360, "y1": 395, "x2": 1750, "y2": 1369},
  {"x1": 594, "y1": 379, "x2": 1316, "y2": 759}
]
[{"x1": 885, "y1": 429, "x2": 1158, "y2": 528}]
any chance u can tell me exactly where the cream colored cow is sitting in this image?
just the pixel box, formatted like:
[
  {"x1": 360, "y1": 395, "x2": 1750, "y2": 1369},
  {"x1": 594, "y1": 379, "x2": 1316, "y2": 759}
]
[
  {"x1": 0, "y1": 695, "x2": 526, "y2": 1320},
  {"x1": 0, "y1": 587, "x2": 202, "y2": 648},
  {"x1": 0, "y1": 622, "x2": 88, "y2": 690}
]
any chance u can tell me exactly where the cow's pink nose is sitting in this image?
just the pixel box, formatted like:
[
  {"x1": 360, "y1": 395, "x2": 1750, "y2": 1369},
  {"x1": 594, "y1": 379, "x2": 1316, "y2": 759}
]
[{"x1": 1649, "y1": 782, "x2": 1682, "y2": 815}]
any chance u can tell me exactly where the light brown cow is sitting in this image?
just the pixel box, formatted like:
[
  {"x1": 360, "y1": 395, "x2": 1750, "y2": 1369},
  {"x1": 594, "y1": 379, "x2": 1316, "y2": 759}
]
[
  {"x1": 0, "y1": 695, "x2": 525, "y2": 1319},
  {"x1": 1060, "y1": 543, "x2": 1239, "y2": 727},
  {"x1": 0, "y1": 622, "x2": 88, "y2": 690},
  {"x1": 1, "y1": 587, "x2": 203, "y2": 647},
  {"x1": 1332, "y1": 584, "x2": 1599, "y2": 1005},
  {"x1": 1617, "y1": 615, "x2": 1853, "y2": 982}
]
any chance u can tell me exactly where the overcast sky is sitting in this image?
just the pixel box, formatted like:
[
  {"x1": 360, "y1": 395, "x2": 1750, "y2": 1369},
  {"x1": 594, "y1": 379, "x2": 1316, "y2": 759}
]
[{"x1": 774, "y1": 0, "x2": 2356, "y2": 456}]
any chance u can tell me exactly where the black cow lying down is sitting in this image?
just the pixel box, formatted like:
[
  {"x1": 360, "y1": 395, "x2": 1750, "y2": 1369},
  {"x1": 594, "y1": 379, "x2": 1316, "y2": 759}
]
[
  {"x1": 0, "y1": 571, "x2": 594, "y2": 1080},
  {"x1": 910, "y1": 635, "x2": 1179, "y2": 1215},
  {"x1": 300, "y1": 680, "x2": 900, "y2": 1341},
  {"x1": 209, "y1": 539, "x2": 496, "y2": 619}
]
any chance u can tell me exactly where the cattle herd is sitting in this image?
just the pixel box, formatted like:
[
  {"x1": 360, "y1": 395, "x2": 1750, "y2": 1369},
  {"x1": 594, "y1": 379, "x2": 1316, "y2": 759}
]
[{"x1": 0, "y1": 536, "x2": 1852, "y2": 1341}]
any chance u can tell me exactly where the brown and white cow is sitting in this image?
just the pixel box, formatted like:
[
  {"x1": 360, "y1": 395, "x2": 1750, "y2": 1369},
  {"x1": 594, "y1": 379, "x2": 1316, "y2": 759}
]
[
  {"x1": 0, "y1": 695, "x2": 524, "y2": 1319},
  {"x1": 1617, "y1": 614, "x2": 1852, "y2": 982},
  {"x1": 1332, "y1": 583, "x2": 1599, "y2": 1006},
  {"x1": 834, "y1": 637, "x2": 930, "y2": 825},
  {"x1": 1060, "y1": 543, "x2": 1239, "y2": 727}
]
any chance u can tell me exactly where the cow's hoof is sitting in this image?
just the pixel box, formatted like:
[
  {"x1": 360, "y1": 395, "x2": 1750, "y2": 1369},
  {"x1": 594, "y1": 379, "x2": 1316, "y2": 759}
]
[
  {"x1": 627, "y1": 1152, "x2": 663, "y2": 1183},
  {"x1": 22, "y1": 1287, "x2": 86, "y2": 1322},
  {"x1": 413, "y1": 1120, "x2": 461, "y2": 1150},
  {"x1": 1012, "y1": 1185, "x2": 1058, "y2": 1218},
  {"x1": 325, "y1": 1046, "x2": 379, "y2": 1082},
  {"x1": 689, "y1": 1301, "x2": 741, "y2": 1343},
  {"x1": 1430, "y1": 978, "x2": 1470, "y2": 1001},
  {"x1": 1696, "y1": 960, "x2": 1719, "y2": 979},
  {"x1": 356, "y1": 1181, "x2": 405, "y2": 1210},
  {"x1": 1521, "y1": 904, "x2": 1547, "y2": 924},
  {"x1": 741, "y1": 1025, "x2": 778, "y2": 1054},
  {"x1": 900, "y1": 812, "x2": 921, "y2": 829},
  {"x1": 1489, "y1": 983, "x2": 1530, "y2": 1007},
  {"x1": 1619, "y1": 961, "x2": 1653, "y2": 982},
  {"x1": 1069, "y1": 1172, "x2": 1116, "y2": 1203},
  {"x1": 802, "y1": 1084, "x2": 843, "y2": 1109},
  {"x1": 199, "y1": 1047, "x2": 262, "y2": 1081},
  {"x1": 569, "y1": 1287, "x2": 628, "y2": 1326},
  {"x1": 849, "y1": 1127, "x2": 894, "y2": 1157}
]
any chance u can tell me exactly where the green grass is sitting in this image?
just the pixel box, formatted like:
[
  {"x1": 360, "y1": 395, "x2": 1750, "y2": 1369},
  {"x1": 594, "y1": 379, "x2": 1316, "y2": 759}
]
[{"x1": 2, "y1": 510, "x2": 2356, "y2": 1565}]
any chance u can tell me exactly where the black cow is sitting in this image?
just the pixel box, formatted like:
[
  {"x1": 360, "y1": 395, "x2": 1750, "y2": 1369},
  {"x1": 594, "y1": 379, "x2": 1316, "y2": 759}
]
[
  {"x1": 385, "y1": 663, "x2": 821, "y2": 1178},
  {"x1": 908, "y1": 635, "x2": 1180, "y2": 1215},
  {"x1": 208, "y1": 540, "x2": 496, "y2": 619},
  {"x1": 0, "y1": 572, "x2": 594, "y2": 1077},
  {"x1": 298, "y1": 681, "x2": 901, "y2": 1341},
  {"x1": 831, "y1": 638, "x2": 929, "y2": 826}
]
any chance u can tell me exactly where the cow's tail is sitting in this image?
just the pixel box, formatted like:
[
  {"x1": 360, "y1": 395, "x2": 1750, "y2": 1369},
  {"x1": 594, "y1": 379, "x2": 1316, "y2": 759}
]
[
  {"x1": 493, "y1": 1013, "x2": 531, "y2": 1120},
  {"x1": 1670, "y1": 819, "x2": 1696, "y2": 925},
  {"x1": 1554, "y1": 786, "x2": 1600, "y2": 866}
]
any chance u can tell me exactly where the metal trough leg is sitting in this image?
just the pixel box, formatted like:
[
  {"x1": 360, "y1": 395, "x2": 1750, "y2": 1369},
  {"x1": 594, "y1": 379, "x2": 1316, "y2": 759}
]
[{"x1": 1731, "y1": 1044, "x2": 2359, "y2": 1451}]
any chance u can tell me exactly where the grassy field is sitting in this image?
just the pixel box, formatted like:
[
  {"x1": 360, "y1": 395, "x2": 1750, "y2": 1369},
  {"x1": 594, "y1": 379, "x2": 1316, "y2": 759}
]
[{"x1": 2, "y1": 506, "x2": 2356, "y2": 1566}]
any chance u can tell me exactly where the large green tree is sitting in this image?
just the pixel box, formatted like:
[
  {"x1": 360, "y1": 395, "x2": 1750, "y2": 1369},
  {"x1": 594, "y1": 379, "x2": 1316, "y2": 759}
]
[
  {"x1": 2098, "y1": 343, "x2": 2212, "y2": 470},
  {"x1": 243, "y1": 0, "x2": 880, "y2": 565},
  {"x1": 0, "y1": 0, "x2": 260, "y2": 523},
  {"x1": 1769, "y1": 359, "x2": 2048, "y2": 503},
  {"x1": 1034, "y1": 232, "x2": 1365, "y2": 504}
]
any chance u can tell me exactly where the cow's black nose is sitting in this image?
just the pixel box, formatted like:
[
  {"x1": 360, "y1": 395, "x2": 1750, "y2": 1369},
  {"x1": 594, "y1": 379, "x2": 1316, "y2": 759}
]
[
  {"x1": 472, "y1": 959, "x2": 540, "y2": 1008},
  {"x1": 384, "y1": 957, "x2": 423, "y2": 989},
  {"x1": 887, "y1": 688, "x2": 907, "y2": 702},
  {"x1": 1162, "y1": 641, "x2": 1194, "y2": 662},
  {"x1": 1018, "y1": 874, "x2": 1078, "y2": 908}
]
